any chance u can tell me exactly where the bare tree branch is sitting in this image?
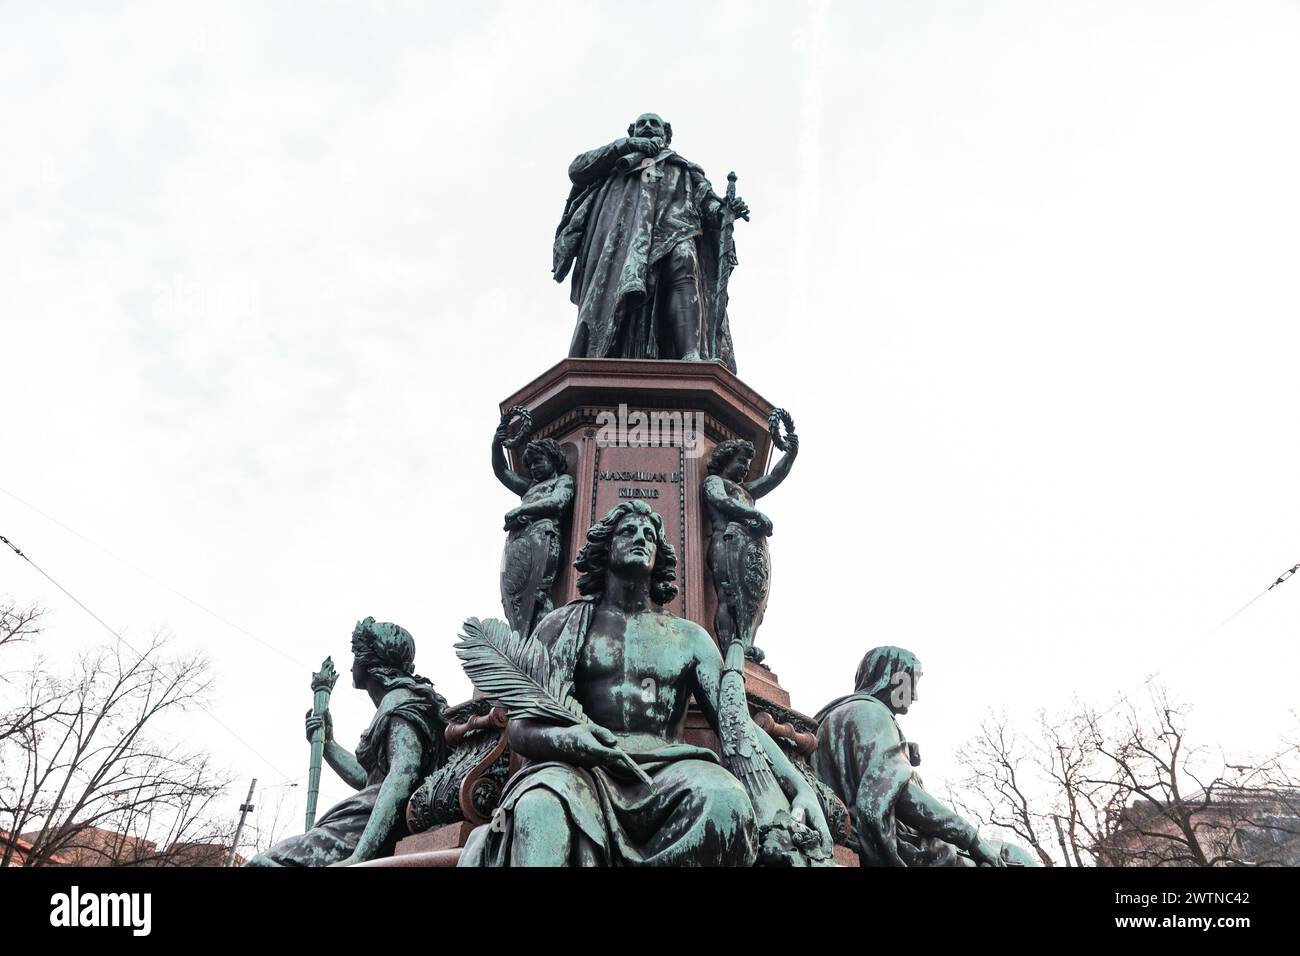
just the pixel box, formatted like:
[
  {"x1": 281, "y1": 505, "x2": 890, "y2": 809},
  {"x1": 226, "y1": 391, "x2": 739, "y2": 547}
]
[
  {"x1": 948, "y1": 685, "x2": 1300, "y2": 867},
  {"x1": 1, "y1": 602, "x2": 235, "y2": 867}
]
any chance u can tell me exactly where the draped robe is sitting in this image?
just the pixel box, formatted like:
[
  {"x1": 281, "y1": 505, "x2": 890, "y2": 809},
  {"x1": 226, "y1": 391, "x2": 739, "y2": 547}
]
[
  {"x1": 458, "y1": 599, "x2": 758, "y2": 867},
  {"x1": 553, "y1": 140, "x2": 738, "y2": 372},
  {"x1": 252, "y1": 688, "x2": 444, "y2": 866},
  {"x1": 812, "y1": 694, "x2": 980, "y2": 866}
]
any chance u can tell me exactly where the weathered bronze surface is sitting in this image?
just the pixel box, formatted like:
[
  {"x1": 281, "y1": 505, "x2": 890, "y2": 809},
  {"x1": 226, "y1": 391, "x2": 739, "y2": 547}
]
[
  {"x1": 304, "y1": 656, "x2": 338, "y2": 831},
  {"x1": 812, "y1": 647, "x2": 1012, "y2": 867},
  {"x1": 458, "y1": 501, "x2": 832, "y2": 866},
  {"x1": 493, "y1": 409, "x2": 575, "y2": 638},
  {"x1": 407, "y1": 703, "x2": 512, "y2": 834},
  {"x1": 245, "y1": 619, "x2": 447, "y2": 867},
  {"x1": 702, "y1": 418, "x2": 798, "y2": 665},
  {"x1": 246, "y1": 108, "x2": 1037, "y2": 870},
  {"x1": 554, "y1": 113, "x2": 747, "y2": 370}
]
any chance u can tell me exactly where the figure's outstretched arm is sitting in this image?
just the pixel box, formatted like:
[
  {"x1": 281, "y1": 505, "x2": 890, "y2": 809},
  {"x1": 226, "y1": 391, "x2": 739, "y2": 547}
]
[
  {"x1": 307, "y1": 709, "x2": 367, "y2": 790},
  {"x1": 746, "y1": 434, "x2": 798, "y2": 500},
  {"x1": 894, "y1": 781, "x2": 977, "y2": 847},
  {"x1": 492, "y1": 428, "x2": 532, "y2": 497},
  {"x1": 323, "y1": 742, "x2": 368, "y2": 791},
  {"x1": 332, "y1": 718, "x2": 425, "y2": 865},
  {"x1": 893, "y1": 780, "x2": 1002, "y2": 865}
]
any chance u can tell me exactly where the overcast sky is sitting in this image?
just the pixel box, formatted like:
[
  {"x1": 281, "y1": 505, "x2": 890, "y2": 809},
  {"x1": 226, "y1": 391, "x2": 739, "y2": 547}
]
[{"x1": 3, "y1": 1, "x2": 1298, "y2": 830}]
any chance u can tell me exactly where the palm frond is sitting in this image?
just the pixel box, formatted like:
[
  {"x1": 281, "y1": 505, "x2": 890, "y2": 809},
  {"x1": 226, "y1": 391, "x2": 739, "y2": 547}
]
[
  {"x1": 455, "y1": 616, "x2": 655, "y2": 788},
  {"x1": 454, "y1": 617, "x2": 587, "y2": 726}
]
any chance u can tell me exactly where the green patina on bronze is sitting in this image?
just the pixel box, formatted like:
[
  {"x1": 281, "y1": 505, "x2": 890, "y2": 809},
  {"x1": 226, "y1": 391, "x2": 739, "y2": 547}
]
[
  {"x1": 555, "y1": 113, "x2": 747, "y2": 370},
  {"x1": 812, "y1": 647, "x2": 1036, "y2": 867},
  {"x1": 305, "y1": 656, "x2": 339, "y2": 831},
  {"x1": 240, "y1": 110, "x2": 1038, "y2": 870},
  {"x1": 493, "y1": 412, "x2": 575, "y2": 640},
  {"x1": 458, "y1": 501, "x2": 832, "y2": 866},
  {"x1": 245, "y1": 618, "x2": 448, "y2": 867},
  {"x1": 702, "y1": 426, "x2": 798, "y2": 666}
]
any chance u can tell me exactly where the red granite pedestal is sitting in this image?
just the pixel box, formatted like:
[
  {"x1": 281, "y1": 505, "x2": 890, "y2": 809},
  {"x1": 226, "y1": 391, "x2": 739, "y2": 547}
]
[
  {"x1": 386, "y1": 358, "x2": 858, "y2": 866},
  {"x1": 499, "y1": 357, "x2": 792, "y2": 708}
]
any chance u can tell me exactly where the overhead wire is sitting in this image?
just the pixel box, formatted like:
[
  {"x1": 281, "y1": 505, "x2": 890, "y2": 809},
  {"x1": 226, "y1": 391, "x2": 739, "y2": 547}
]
[
  {"x1": 0, "y1": 484, "x2": 312, "y2": 671},
  {"x1": 1, "y1": 532, "x2": 298, "y2": 785},
  {"x1": 1095, "y1": 562, "x2": 1297, "y2": 721}
]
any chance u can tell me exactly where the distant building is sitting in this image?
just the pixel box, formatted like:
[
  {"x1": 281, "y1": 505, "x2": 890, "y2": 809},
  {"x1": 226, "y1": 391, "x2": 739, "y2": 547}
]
[
  {"x1": 1104, "y1": 788, "x2": 1300, "y2": 866},
  {"x1": 153, "y1": 842, "x2": 244, "y2": 867},
  {"x1": 15, "y1": 826, "x2": 241, "y2": 866},
  {"x1": 0, "y1": 830, "x2": 69, "y2": 867},
  {"x1": 21, "y1": 825, "x2": 158, "y2": 867}
]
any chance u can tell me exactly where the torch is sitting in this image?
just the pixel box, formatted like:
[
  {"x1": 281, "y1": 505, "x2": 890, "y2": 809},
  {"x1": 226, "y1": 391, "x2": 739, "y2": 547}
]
[{"x1": 305, "y1": 656, "x2": 338, "y2": 831}]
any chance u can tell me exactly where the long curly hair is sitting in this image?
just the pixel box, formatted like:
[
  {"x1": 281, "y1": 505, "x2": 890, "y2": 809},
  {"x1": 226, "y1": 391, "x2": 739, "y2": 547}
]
[
  {"x1": 707, "y1": 438, "x2": 755, "y2": 477},
  {"x1": 574, "y1": 500, "x2": 678, "y2": 605}
]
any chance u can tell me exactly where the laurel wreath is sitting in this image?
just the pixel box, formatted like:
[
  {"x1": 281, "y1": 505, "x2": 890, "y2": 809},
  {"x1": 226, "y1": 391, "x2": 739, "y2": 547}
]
[
  {"x1": 767, "y1": 407, "x2": 796, "y2": 451},
  {"x1": 499, "y1": 406, "x2": 533, "y2": 449}
]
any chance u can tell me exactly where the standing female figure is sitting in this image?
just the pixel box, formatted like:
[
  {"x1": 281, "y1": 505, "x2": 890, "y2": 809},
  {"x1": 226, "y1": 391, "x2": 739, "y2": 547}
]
[
  {"x1": 702, "y1": 434, "x2": 798, "y2": 664},
  {"x1": 493, "y1": 425, "x2": 575, "y2": 638}
]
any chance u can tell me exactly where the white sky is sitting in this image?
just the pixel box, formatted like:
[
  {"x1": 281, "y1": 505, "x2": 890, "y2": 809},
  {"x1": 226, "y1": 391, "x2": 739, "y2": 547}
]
[{"x1": 2, "y1": 1, "x2": 1298, "y2": 828}]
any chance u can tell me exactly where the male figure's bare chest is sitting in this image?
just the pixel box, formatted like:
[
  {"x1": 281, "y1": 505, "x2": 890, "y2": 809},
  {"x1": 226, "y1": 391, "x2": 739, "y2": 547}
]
[{"x1": 578, "y1": 611, "x2": 692, "y2": 688}]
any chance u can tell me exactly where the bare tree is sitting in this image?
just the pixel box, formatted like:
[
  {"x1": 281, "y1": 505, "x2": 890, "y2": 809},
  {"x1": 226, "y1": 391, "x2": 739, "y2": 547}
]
[
  {"x1": 0, "y1": 601, "x2": 61, "y2": 750},
  {"x1": 948, "y1": 711, "x2": 1055, "y2": 865},
  {"x1": 950, "y1": 685, "x2": 1300, "y2": 867},
  {"x1": 0, "y1": 602, "x2": 233, "y2": 867},
  {"x1": 1085, "y1": 688, "x2": 1300, "y2": 866},
  {"x1": 0, "y1": 599, "x2": 44, "y2": 654}
]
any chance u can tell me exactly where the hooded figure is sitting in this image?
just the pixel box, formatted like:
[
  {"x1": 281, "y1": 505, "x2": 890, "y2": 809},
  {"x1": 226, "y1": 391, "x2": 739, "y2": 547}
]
[{"x1": 812, "y1": 647, "x2": 1006, "y2": 867}]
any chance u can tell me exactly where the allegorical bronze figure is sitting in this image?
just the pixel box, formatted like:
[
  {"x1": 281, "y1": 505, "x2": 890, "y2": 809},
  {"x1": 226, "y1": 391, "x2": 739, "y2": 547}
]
[
  {"x1": 457, "y1": 500, "x2": 832, "y2": 867},
  {"x1": 702, "y1": 426, "x2": 798, "y2": 665},
  {"x1": 553, "y1": 112, "x2": 748, "y2": 371},
  {"x1": 492, "y1": 411, "x2": 575, "y2": 639},
  {"x1": 812, "y1": 647, "x2": 1012, "y2": 867},
  {"x1": 245, "y1": 618, "x2": 447, "y2": 867}
]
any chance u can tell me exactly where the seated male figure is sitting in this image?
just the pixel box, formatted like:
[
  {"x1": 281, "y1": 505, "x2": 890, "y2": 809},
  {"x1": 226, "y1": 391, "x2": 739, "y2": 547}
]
[{"x1": 460, "y1": 500, "x2": 831, "y2": 867}]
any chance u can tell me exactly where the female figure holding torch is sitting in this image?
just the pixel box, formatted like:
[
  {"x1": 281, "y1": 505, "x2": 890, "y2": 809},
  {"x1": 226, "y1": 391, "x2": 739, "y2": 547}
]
[{"x1": 245, "y1": 618, "x2": 447, "y2": 867}]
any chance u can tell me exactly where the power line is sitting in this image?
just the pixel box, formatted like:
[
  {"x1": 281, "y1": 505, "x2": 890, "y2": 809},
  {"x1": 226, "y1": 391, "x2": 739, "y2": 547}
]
[
  {"x1": 1269, "y1": 564, "x2": 1299, "y2": 591},
  {"x1": 1, "y1": 532, "x2": 297, "y2": 784},
  {"x1": 1097, "y1": 562, "x2": 1297, "y2": 721},
  {"x1": 0, "y1": 484, "x2": 311, "y2": 671},
  {"x1": 2, "y1": 533, "x2": 139, "y2": 656}
]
